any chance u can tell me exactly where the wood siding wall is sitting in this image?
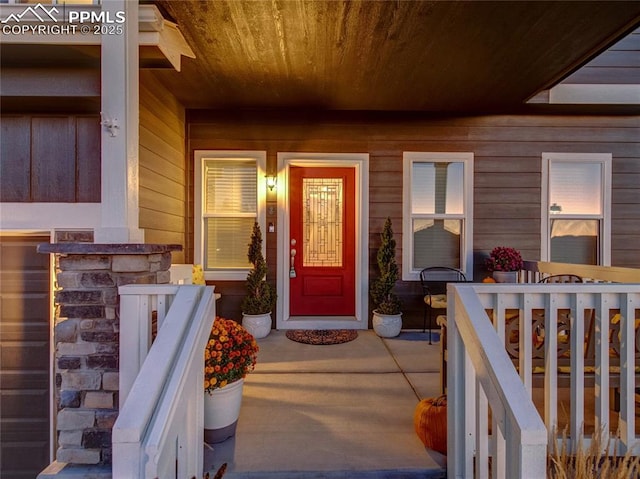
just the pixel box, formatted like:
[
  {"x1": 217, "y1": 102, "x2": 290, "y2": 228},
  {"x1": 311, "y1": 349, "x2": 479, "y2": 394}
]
[
  {"x1": 139, "y1": 71, "x2": 187, "y2": 264},
  {"x1": 564, "y1": 27, "x2": 640, "y2": 85},
  {"x1": 0, "y1": 115, "x2": 100, "y2": 202},
  {"x1": 187, "y1": 112, "x2": 639, "y2": 327}
]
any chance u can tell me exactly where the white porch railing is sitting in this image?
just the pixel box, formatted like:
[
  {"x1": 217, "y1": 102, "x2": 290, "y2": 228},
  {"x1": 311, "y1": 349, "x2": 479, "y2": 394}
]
[
  {"x1": 113, "y1": 284, "x2": 216, "y2": 478},
  {"x1": 521, "y1": 260, "x2": 640, "y2": 284},
  {"x1": 448, "y1": 283, "x2": 640, "y2": 478},
  {"x1": 118, "y1": 284, "x2": 181, "y2": 406}
]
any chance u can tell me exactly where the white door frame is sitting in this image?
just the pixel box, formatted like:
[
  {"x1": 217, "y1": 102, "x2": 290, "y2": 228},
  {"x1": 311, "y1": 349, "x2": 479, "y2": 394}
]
[{"x1": 276, "y1": 153, "x2": 369, "y2": 330}]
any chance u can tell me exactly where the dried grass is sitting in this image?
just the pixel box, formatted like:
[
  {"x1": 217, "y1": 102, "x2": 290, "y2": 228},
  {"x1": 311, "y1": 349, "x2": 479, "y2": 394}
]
[{"x1": 548, "y1": 426, "x2": 640, "y2": 478}]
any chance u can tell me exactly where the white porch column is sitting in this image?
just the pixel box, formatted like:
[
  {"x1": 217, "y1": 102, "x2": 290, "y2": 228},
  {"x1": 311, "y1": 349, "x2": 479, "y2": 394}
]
[{"x1": 95, "y1": 0, "x2": 144, "y2": 243}]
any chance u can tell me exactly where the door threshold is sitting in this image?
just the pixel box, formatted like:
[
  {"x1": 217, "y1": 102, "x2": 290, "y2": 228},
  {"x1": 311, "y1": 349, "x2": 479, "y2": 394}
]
[
  {"x1": 281, "y1": 316, "x2": 366, "y2": 330},
  {"x1": 288, "y1": 316, "x2": 358, "y2": 322}
]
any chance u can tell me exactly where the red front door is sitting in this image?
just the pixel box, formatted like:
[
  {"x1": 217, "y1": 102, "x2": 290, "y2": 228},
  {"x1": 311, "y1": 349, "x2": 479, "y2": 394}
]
[{"x1": 289, "y1": 166, "x2": 356, "y2": 316}]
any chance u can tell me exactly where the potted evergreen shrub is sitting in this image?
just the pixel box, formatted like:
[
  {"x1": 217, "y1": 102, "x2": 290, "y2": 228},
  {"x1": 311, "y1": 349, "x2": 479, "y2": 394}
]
[
  {"x1": 370, "y1": 217, "x2": 402, "y2": 337},
  {"x1": 241, "y1": 222, "x2": 277, "y2": 338}
]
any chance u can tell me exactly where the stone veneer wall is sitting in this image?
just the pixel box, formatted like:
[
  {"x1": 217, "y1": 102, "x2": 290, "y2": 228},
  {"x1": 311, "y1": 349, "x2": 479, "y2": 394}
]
[{"x1": 37, "y1": 243, "x2": 181, "y2": 467}]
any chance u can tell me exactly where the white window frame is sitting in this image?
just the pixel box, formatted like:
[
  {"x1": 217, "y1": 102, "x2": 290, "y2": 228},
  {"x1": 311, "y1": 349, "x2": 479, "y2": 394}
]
[
  {"x1": 541, "y1": 152, "x2": 612, "y2": 266},
  {"x1": 402, "y1": 152, "x2": 474, "y2": 281},
  {"x1": 194, "y1": 150, "x2": 267, "y2": 281}
]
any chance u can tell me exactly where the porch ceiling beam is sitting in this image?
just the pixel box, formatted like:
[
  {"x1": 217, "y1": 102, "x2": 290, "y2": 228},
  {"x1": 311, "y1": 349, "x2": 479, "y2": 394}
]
[
  {"x1": 139, "y1": 19, "x2": 195, "y2": 72},
  {"x1": 0, "y1": 5, "x2": 195, "y2": 72},
  {"x1": 138, "y1": 5, "x2": 195, "y2": 72}
]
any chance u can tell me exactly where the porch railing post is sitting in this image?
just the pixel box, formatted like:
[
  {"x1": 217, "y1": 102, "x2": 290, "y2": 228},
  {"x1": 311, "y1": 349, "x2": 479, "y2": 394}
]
[
  {"x1": 447, "y1": 285, "x2": 475, "y2": 478},
  {"x1": 619, "y1": 293, "x2": 636, "y2": 452}
]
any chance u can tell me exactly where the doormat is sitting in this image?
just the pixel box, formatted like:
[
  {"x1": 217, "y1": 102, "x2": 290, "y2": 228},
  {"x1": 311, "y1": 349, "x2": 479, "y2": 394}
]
[{"x1": 285, "y1": 329, "x2": 358, "y2": 345}]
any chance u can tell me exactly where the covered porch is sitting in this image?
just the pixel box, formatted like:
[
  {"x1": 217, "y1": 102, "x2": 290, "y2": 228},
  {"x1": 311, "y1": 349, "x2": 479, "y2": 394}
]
[
  {"x1": 103, "y1": 260, "x2": 640, "y2": 478},
  {"x1": 206, "y1": 327, "x2": 640, "y2": 478}
]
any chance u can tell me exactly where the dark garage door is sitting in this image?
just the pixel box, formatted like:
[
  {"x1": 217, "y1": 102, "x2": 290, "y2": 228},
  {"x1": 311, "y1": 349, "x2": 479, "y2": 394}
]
[{"x1": 1, "y1": 236, "x2": 51, "y2": 478}]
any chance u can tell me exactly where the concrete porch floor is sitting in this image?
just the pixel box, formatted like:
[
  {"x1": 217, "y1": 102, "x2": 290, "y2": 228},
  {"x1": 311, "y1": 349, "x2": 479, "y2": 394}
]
[{"x1": 204, "y1": 329, "x2": 447, "y2": 478}]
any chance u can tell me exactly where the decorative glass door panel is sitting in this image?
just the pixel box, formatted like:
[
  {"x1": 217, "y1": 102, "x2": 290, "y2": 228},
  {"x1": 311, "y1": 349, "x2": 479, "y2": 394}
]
[
  {"x1": 289, "y1": 167, "x2": 355, "y2": 316},
  {"x1": 303, "y1": 178, "x2": 343, "y2": 267}
]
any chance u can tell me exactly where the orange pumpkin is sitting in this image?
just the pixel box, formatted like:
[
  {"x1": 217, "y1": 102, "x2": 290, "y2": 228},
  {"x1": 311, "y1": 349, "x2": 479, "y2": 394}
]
[
  {"x1": 414, "y1": 395, "x2": 447, "y2": 454},
  {"x1": 482, "y1": 276, "x2": 497, "y2": 283}
]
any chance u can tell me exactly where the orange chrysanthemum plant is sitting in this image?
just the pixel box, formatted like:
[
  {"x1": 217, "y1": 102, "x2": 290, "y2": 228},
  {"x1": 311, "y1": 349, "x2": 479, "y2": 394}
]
[{"x1": 204, "y1": 317, "x2": 259, "y2": 394}]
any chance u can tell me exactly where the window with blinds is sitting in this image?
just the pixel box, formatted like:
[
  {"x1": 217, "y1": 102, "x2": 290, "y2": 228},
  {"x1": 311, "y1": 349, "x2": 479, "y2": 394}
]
[
  {"x1": 543, "y1": 153, "x2": 611, "y2": 266},
  {"x1": 203, "y1": 159, "x2": 256, "y2": 270},
  {"x1": 204, "y1": 159, "x2": 257, "y2": 215},
  {"x1": 403, "y1": 152, "x2": 473, "y2": 280}
]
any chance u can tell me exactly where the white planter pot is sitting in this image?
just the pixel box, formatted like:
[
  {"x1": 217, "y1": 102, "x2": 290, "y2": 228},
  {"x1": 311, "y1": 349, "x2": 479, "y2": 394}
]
[
  {"x1": 492, "y1": 271, "x2": 518, "y2": 283},
  {"x1": 242, "y1": 312, "x2": 272, "y2": 339},
  {"x1": 372, "y1": 310, "x2": 403, "y2": 338},
  {"x1": 204, "y1": 378, "x2": 244, "y2": 443}
]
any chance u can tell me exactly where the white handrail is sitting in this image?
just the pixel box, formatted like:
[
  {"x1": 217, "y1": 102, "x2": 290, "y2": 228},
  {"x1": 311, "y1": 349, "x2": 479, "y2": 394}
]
[
  {"x1": 448, "y1": 284, "x2": 548, "y2": 478},
  {"x1": 447, "y1": 283, "x2": 640, "y2": 478},
  {"x1": 113, "y1": 285, "x2": 216, "y2": 478}
]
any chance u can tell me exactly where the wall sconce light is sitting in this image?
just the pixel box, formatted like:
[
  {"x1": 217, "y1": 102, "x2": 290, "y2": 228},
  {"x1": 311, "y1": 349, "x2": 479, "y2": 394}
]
[
  {"x1": 266, "y1": 175, "x2": 277, "y2": 191},
  {"x1": 549, "y1": 202, "x2": 562, "y2": 214}
]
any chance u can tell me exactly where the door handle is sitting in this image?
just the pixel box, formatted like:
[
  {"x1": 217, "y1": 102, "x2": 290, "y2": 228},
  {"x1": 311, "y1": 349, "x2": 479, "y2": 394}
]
[{"x1": 290, "y1": 239, "x2": 297, "y2": 278}]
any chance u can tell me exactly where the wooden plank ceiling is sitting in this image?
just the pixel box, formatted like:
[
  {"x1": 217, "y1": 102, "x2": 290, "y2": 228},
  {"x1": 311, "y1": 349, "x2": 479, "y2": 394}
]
[{"x1": 151, "y1": 0, "x2": 640, "y2": 113}]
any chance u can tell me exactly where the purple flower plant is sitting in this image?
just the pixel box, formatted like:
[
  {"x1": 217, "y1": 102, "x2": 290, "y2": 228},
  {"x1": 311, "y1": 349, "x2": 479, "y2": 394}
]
[{"x1": 485, "y1": 246, "x2": 523, "y2": 272}]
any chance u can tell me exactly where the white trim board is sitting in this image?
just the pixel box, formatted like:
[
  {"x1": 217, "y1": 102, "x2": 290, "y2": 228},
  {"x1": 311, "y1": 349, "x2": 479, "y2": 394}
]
[
  {"x1": 0, "y1": 203, "x2": 101, "y2": 230},
  {"x1": 549, "y1": 84, "x2": 640, "y2": 105}
]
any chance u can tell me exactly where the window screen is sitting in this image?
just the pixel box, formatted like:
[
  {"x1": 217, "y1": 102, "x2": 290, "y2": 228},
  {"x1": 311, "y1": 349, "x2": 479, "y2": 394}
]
[
  {"x1": 549, "y1": 162, "x2": 601, "y2": 215},
  {"x1": 203, "y1": 159, "x2": 257, "y2": 269},
  {"x1": 410, "y1": 161, "x2": 465, "y2": 270},
  {"x1": 546, "y1": 158, "x2": 607, "y2": 265},
  {"x1": 413, "y1": 219, "x2": 461, "y2": 269},
  {"x1": 550, "y1": 219, "x2": 599, "y2": 265}
]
